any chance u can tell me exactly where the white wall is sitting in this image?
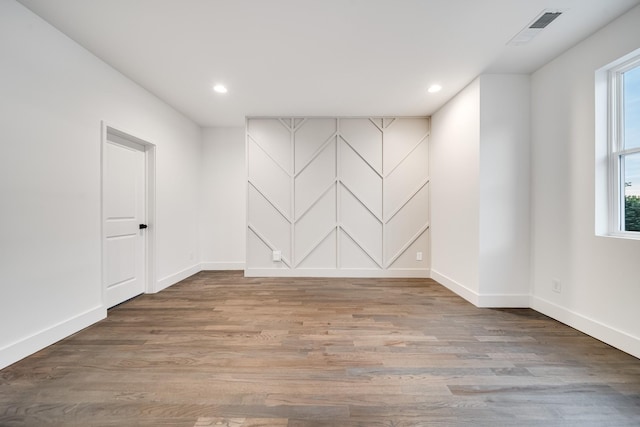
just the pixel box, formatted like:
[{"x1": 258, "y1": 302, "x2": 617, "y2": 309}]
[
  {"x1": 431, "y1": 80, "x2": 481, "y2": 298},
  {"x1": 0, "y1": 0, "x2": 202, "y2": 369},
  {"x1": 245, "y1": 117, "x2": 431, "y2": 277},
  {"x1": 478, "y1": 75, "x2": 531, "y2": 303},
  {"x1": 200, "y1": 127, "x2": 246, "y2": 269},
  {"x1": 431, "y1": 75, "x2": 530, "y2": 307},
  {"x1": 530, "y1": 5, "x2": 640, "y2": 358}
]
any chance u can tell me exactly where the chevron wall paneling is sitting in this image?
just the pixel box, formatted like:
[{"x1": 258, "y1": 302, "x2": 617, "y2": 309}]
[{"x1": 246, "y1": 117, "x2": 430, "y2": 277}]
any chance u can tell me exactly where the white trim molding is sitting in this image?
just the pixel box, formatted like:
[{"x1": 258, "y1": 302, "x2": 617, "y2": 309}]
[
  {"x1": 155, "y1": 264, "x2": 201, "y2": 293},
  {"x1": 0, "y1": 306, "x2": 105, "y2": 370},
  {"x1": 476, "y1": 293, "x2": 530, "y2": 308},
  {"x1": 430, "y1": 269, "x2": 530, "y2": 308},
  {"x1": 245, "y1": 268, "x2": 430, "y2": 278},
  {"x1": 201, "y1": 262, "x2": 245, "y2": 270},
  {"x1": 430, "y1": 269, "x2": 479, "y2": 305},
  {"x1": 531, "y1": 296, "x2": 640, "y2": 359}
]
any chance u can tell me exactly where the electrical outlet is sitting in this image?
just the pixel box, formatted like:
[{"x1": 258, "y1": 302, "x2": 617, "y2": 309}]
[
  {"x1": 552, "y1": 279, "x2": 561, "y2": 293},
  {"x1": 272, "y1": 250, "x2": 282, "y2": 262},
  {"x1": 416, "y1": 251, "x2": 423, "y2": 261}
]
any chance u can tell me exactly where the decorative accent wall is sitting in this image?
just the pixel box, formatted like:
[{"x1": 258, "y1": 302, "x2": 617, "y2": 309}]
[{"x1": 246, "y1": 117, "x2": 430, "y2": 277}]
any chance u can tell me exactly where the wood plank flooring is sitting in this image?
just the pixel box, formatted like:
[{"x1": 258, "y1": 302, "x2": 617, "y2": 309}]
[{"x1": 1, "y1": 271, "x2": 640, "y2": 426}]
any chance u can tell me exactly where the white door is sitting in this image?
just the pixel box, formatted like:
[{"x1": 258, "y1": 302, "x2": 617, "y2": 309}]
[{"x1": 104, "y1": 136, "x2": 146, "y2": 308}]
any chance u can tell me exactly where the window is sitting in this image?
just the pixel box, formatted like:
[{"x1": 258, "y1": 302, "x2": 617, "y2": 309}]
[{"x1": 607, "y1": 54, "x2": 640, "y2": 235}]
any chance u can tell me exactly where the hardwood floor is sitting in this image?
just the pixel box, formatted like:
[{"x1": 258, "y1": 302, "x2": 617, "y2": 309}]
[{"x1": 1, "y1": 271, "x2": 639, "y2": 426}]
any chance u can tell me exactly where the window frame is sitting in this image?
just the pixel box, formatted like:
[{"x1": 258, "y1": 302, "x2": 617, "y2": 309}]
[{"x1": 607, "y1": 55, "x2": 640, "y2": 238}]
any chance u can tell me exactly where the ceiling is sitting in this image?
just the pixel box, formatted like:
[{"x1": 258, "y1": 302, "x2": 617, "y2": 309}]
[{"x1": 17, "y1": 0, "x2": 640, "y2": 127}]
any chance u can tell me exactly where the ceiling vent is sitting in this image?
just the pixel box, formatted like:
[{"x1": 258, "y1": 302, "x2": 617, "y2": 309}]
[
  {"x1": 508, "y1": 9, "x2": 564, "y2": 45},
  {"x1": 529, "y1": 12, "x2": 563, "y2": 29}
]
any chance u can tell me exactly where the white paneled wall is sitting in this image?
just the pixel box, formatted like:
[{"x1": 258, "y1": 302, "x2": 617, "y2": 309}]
[{"x1": 246, "y1": 117, "x2": 430, "y2": 277}]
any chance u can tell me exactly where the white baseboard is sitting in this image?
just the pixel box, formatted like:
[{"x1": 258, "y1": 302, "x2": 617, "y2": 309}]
[
  {"x1": 155, "y1": 263, "x2": 201, "y2": 293},
  {"x1": 155, "y1": 262, "x2": 246, "y2": 292},
  {"x1": 430, "y1": 269, "x2": 479, "y2": 305},
  {"x1": 244, "y1": 268, "x2": 430, "y2": 278},
  {"x1": 531, "y1": 296, "x2": 640, "y2": 359},
  {"x1": 476, "y1": 293, "x2": 530, "y2": 308},
  {"x1": 0, "y1": 305, "x2": 105, "y2": 370},
  {"x1": 430, "y1": 269, "x2": 530, "y2": 308},
  {"x1": 200, "y1": 261, "x2": 245, "y2": 270}
]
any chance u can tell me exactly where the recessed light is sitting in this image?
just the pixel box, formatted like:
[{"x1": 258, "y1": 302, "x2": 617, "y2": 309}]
[
  {"x1": 213, "y1": 84, "x2": 228, "y2": 94},
  {"x1": 427, "y1": 84, "x2": 442, "y2": 93}
]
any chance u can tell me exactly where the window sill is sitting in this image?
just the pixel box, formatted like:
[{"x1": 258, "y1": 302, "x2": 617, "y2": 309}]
[{"x1": 598, "y1": 231, "x2": 640, "y2": 241}]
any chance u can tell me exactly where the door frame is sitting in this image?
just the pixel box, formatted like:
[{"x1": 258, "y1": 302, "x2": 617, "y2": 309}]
[{"x1": 100, "y1": 121, "x2": 157, "y2": 307}]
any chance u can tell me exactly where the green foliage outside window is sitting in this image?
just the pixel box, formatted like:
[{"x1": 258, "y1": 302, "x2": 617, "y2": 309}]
[{"x1": 626, "y1": 195, "x2": 640, "y2": 231}]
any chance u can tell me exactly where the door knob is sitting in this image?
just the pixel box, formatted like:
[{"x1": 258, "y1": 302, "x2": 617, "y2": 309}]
[{"x1": 139, "y1": 224, "x2": 148, "y2": 229}]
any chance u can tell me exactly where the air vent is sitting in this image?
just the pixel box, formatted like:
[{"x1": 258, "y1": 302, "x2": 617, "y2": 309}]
[
  {"x1": 529, "y1": 12, "x2": 562, "y2": 29},
  {"x1": 508, "y1": 9, "x2": 565, "y2": 45}
]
